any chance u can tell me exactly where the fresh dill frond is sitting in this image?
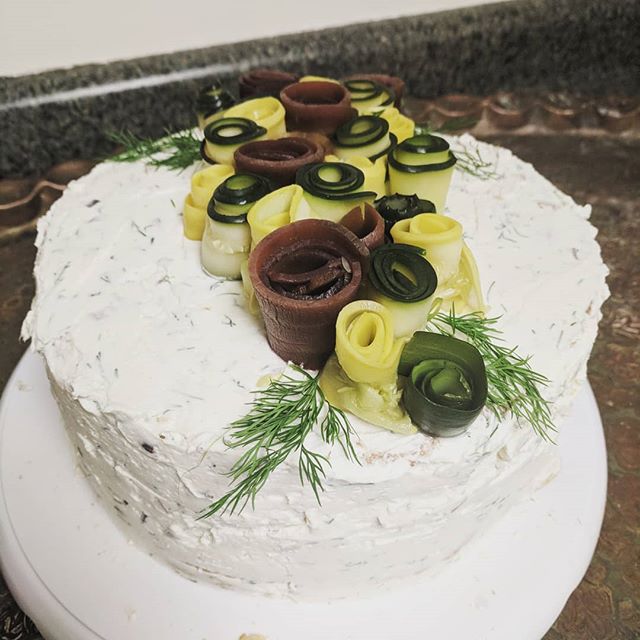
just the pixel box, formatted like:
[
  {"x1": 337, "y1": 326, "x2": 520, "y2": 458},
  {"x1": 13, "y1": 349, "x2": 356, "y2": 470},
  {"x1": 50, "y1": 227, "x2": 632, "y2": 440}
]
[
  {"x1": 200, "y1": 365, "x2": 359, "y2": 518},
  {"x1": 428, "y1": 310, "x2": 556, "y2": 442},
  {"x1": 451, "y1": 142, "x2": 500, "y2": 180},
  {"x1": 107, "y1": 129, "x2": 201, "y2": 171}
]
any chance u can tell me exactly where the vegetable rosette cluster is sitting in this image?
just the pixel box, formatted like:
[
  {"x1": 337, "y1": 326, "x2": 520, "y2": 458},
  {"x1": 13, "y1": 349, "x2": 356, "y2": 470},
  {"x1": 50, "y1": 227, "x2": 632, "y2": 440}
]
[{"x1": 182, "y1": 69, "x2": 492, "y2": 439}]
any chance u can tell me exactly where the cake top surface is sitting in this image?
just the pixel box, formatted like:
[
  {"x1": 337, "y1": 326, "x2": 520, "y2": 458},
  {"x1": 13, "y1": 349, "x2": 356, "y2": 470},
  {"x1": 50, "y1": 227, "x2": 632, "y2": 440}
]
[{"x1": 23, "y1": 135, "x2": 609, "y2": 482}]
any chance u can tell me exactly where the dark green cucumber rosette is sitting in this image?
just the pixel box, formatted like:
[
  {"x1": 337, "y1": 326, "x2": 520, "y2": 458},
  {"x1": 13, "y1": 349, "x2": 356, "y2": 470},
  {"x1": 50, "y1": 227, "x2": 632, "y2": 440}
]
[
  {"x1": 366, "y1": 244, "x2": 438, "y2": 338},
  {"x1": 374, "y1": 193, "x2": 436, "y2": 235},
  {"x1": 210, "y1": 173, "x2": 273, "y2": 222},
  {"x1": 345, "y1": 79, "x2": 395, "y2": 115},
  {"x1": 333, "y1": 115, "x2": 397, "y2": 162},
  {"x1": 398, "y1": 332, "x2": 488, "y2": 437},
  {"x1": 387, "y1": 134, "x2": 457, "y2": 212},
  {"x1": 196, "y1": 81, "x2": 236, "y2": 128},
  {"x1": 296, "y1": 162, "x2": 376, "y2": 223},
  {"x1": 202, "y1": 117, "x2": 267, "y2": 165},
  {"x1": 201, "y1": 174, "x2": 272, "y2": 280}
]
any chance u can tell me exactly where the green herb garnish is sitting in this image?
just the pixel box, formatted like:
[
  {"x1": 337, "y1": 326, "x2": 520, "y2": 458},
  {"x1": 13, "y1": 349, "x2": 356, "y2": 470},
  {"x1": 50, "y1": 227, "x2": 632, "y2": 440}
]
[
  {"x1": 107, "y1": 129, "x2": 201, "y2": 171},
  {"x1": 200, "y1": 365, "x2": 359, "y2": 518},
  {"x1": 428, "y1": 309, "x2": 556, "y2": 441}
]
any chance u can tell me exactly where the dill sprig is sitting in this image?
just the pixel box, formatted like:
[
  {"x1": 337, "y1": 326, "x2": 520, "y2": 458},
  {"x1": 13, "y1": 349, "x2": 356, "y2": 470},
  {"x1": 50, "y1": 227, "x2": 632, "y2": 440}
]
[
  {"x1": 452, "y1": 142, "x2": 499, "y2": 180},
  {"x1": 200, "y1": 365, "x2": 359, "y2": 518},
  {"x1": 428, "y1": 309, "x2": 556, "y2": 442},
  {"x1": 106, "y1": 129, "x2": 201, "y2": 171}
]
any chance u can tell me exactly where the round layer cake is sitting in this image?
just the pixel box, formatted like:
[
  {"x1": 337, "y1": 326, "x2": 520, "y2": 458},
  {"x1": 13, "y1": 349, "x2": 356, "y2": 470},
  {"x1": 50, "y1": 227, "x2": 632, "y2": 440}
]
[{"x1": 22, "y1": 134, "x2": 608, "y2": 600}]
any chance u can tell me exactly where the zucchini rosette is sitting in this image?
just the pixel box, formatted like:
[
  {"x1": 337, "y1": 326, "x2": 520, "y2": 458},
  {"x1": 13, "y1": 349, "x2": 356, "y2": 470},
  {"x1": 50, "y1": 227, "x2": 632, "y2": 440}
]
[
  {"x1": 365, "y1": 243, "x2": 438, "y2": 337},
  {"x1": 292, "y1": 162, "x2": 376, "y2": 223},
  {"x1": 387, "y1": 134, "x2": 457, "y2": 212},
  {"x1": 374, "y1": 193, "x2": 436, "y2": 236},
  {"x1": 234, "y1": 137, "x2": 324, "y2": 187},
  {"x1": 238, "y1": 68, "x2": 298, "y2": 98},
  {"x1": 398, "y1": 332, "x2": 488, "y2": 437},
  {"x1": 390, "y1": 213, "x2": 484, "y2": 313},
  {"x1": 343, "y1": 74, "x2": 406, "y2": 107},
  {"x1": 201, "y1": 173, "x2": 272, "y2": 279},
  {"x1": 319, "y1": 300, "x2": 415, "y2": 434},
  {"x1": 248, "y1": 219, "x2": 369, "y2": 369},
  {"x1": 344, "y1": 79, "x2": 396, "y2": 115},
  {"x1": 339, "y1": 203, "x2": 385, "y2": 252},
  {"x1": 202, "y1": 117, "x2": 268, "y2": 165},
  {"x1": 332, "y1": 115, "x2": 396, "y2": 162},
  {"x1": 223, "y1": 97, "x2": 287, "y2": 139},
  {"x1": 247, "y1": 184, "x2": 304, "y2": 248},
  {"x1": 183, "y1": 164, "x2": 235, "y2": 240},
  {"x1": 324, "y1": 154, "x2": 387, "y2": 199},
  {"x1": 196, "y1": 82, "x2": 236, "y2": 129},
  {"x1": 280, "y1": 81, "x2": 356, "y2": 135}
]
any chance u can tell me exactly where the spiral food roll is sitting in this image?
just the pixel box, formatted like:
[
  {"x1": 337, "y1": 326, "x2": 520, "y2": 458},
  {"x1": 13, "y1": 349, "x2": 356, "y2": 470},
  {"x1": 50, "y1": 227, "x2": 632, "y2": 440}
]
[
  {"x1": 183, "y1": 164, "x2": 235, "y2": 240},
  {"x1": 248, "y1": 219, "x2": 369, "y2": 369},
  {"x1": 239, "y1": 68, "x2": 298, "y2": 98},
  {"x1": 280, "y1": 81, "x2": 356, "y2": 135},
  {"x1": 366, "y1": 243, "x2": 438, "y2": 337},
  {"x1": 201, "y1": 173, "x2": 272, "y2": 279},
  {"x1": 234, "y1": 137, "x2": 324, "y2": 187},
  {"x1": 387, "y1": 134, "x2": 457, "y2": 212},
  {"x1": 202, "y1": 117, "x2": 268, "y2": 165},
  {"x1": 398, "y1": 332, "x2": 488, "y2": 437},
  {"x1": 293, "y1": 162, "x2": 376, "y2": 223}
]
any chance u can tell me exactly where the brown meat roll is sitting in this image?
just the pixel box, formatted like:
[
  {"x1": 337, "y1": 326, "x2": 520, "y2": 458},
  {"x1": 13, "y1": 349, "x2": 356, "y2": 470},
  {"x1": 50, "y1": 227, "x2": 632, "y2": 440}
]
[
  {"x1": 239, "y1": 69, "x2": 299, "y2": 98},
  {"x1": 280, "y1": 82, "x2": 357, "y2": 136},
  {"x1": 249, "y1": 219, "x2": 369, "y2": 369},
  {"x1": 234, "y1": 137, "x2": 325, "y2": 187},
  {"x1": 340, "y1": 203, "x2": 385, "y2": 251}
]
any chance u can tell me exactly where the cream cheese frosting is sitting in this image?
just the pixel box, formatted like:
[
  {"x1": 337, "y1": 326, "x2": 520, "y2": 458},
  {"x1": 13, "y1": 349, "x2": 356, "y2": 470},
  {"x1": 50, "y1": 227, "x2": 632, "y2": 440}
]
[{"x1": 22, "y1": 135, "x2": 609, "y2": 599}]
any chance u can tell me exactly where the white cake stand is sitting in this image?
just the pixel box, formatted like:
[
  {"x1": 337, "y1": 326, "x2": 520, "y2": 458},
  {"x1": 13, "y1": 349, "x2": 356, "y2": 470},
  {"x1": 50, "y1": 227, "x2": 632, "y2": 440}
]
[{"x1": 0, "y1": 351, "x2": 606, "y2": 640}]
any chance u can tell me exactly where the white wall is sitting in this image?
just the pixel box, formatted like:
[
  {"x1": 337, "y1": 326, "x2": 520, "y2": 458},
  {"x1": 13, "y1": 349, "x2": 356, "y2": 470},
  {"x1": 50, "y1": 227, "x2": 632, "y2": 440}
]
[{"x1": 0, "y1": 0, "x2": 507, "y2": 77}]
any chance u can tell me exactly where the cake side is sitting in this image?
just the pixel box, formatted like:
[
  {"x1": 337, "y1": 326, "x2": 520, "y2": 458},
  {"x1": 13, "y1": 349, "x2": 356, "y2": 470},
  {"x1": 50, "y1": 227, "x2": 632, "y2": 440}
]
[{"x1": 21, "y1": 136, "x2": 608, "y2": 599}]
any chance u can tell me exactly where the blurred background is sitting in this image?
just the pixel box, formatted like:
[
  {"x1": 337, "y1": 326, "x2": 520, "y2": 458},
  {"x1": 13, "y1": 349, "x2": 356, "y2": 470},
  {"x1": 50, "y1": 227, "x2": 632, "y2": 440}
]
[{"x1": 1, "y1": 0, "x2": 505, "y2": 75}]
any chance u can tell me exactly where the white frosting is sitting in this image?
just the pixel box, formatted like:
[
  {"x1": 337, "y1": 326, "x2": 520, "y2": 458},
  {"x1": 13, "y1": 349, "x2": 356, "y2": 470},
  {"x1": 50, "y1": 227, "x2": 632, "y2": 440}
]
[{"x1": 22, "y1": 135, "x2": 609, "y2": 600}]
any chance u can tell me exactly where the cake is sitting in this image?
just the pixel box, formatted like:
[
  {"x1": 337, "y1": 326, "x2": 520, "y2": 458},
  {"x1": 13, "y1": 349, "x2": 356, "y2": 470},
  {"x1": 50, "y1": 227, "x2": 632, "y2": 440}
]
[{"x1": 21, "y1": 78, "x2": 608, "y2": 601}]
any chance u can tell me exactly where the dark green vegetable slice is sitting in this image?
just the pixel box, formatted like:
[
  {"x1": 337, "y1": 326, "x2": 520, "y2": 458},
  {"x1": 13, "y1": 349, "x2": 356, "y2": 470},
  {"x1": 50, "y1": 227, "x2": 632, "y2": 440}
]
[
  {"x1": 374, "y1": 193, "x2": 436, "y2": 234},
  {"x1": 369, "y1": 244, "x2": 437, "y2": 302},
  {"x1": 196, "y1": 82, "x2": 236, "y2": 119},
  {"x1": 208, "y1": 173, "x2": 272, "y2": 223},
  {"x1": 296, "y1": 162, "x2": 375, "y2": 201},
  {"x1": 204, "y1": 117, "x2": 267, "y2": 146},
  {"x1": 387, "y1": 134, "x2": 457, "y2": 173},
  {"x1": 399, "y1": 332, "x2": 487, "y2": 436}
]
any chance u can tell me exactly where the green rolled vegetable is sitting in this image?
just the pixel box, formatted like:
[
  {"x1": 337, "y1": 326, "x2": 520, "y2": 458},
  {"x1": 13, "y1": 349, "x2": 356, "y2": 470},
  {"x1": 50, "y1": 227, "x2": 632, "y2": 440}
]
[
  {"x1": 387, "y1": 134, "x2": 457, "y2": 212},
  {"x1": 398, "y1": 332, "x2": 487, "y2": 437},
  {"x1": 374, "y1": 193, "x2": 436, "y2": 235},
  {"x1": 366, "y1": 244, "x2": 438, "y2": 338},
  {"x1": 293, "y1": 162, "x2": 376, "y2": 223},
  {"x1": 333, "y1": 115, "x2": 397, "y2": 161}
]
